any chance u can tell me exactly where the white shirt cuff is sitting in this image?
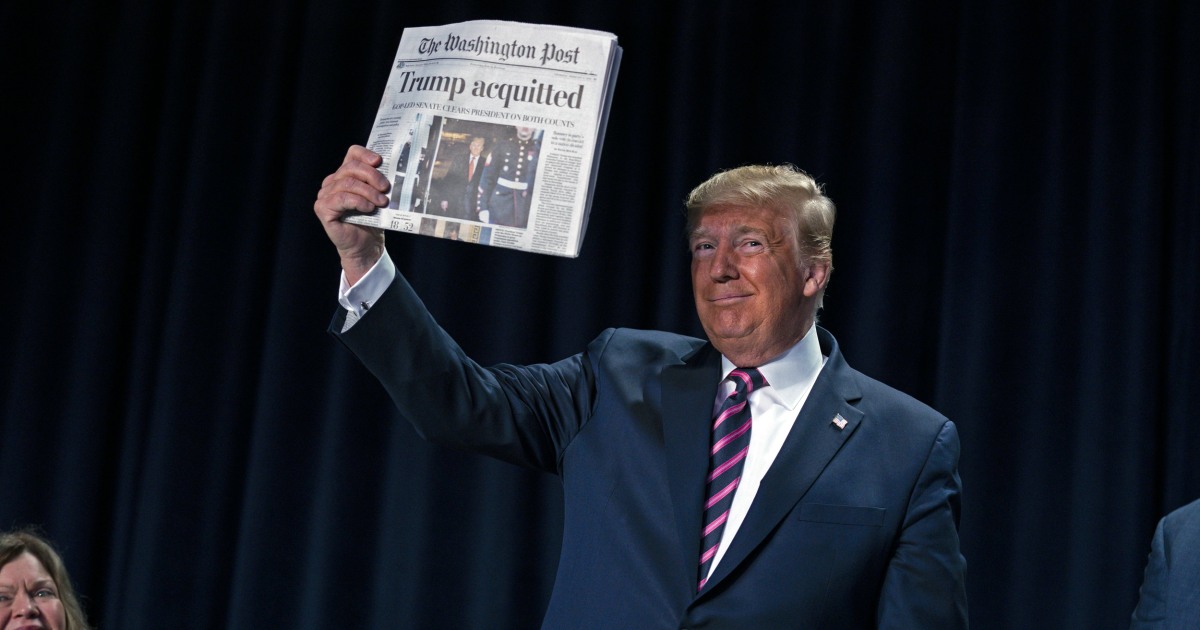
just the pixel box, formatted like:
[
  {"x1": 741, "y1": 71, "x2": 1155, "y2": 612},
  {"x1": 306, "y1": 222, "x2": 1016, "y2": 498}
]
[{"x1": 337, "y1": 250, "x2": 395, "y2": 319}]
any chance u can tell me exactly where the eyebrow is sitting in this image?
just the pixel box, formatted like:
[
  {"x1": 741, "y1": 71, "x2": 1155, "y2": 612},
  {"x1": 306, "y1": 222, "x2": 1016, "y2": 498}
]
[
  {"x1": 0, "y1": 579, "x2": 55, "y2": 590},
  {"x1": 690, "y1": 224, "x2": 769, "y2": 240}
]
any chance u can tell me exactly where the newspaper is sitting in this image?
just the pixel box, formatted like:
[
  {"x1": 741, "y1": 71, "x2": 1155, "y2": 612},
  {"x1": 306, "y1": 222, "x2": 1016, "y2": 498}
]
[{"x1": 346, "y1": 20, "x2": 622, "y2": 257}]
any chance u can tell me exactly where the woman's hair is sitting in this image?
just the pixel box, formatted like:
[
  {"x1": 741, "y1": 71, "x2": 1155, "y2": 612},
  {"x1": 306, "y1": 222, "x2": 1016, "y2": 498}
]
[{"x1": 0, "y1": 528, "x2": 92, "y2": 630}]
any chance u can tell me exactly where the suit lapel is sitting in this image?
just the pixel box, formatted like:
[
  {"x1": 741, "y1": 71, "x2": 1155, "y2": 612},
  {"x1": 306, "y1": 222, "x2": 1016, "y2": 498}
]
[
  {"x1": 662, "y1": 343, "x2": 722, "y2": 589},
  {"x1": 700, "y1": 328, "x2": 865, "y2": 592}
]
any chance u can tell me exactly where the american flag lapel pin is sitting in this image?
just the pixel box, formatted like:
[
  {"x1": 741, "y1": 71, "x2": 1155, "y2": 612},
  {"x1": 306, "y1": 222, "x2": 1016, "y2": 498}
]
[{"x1": 831, "y1": 414, "x2": 848, "y2": 430}]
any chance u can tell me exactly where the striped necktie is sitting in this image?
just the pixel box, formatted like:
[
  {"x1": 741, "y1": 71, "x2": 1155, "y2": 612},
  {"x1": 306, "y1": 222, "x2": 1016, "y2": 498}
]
[{"x1": 698, "y1": 367, "x2": 767, "y2": 591}]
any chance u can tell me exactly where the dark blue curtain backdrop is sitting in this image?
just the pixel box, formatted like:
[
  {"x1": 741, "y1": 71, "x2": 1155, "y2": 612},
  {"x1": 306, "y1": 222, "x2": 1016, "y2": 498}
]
[{"x1": 2, "y1": 0, "x2": 1197, "y2": 628}]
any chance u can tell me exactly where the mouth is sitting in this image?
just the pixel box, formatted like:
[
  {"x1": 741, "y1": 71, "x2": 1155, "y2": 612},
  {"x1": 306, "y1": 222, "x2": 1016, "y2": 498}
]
[{"x1": 708, "y1": 293, "x2": 751, "y2": 305}]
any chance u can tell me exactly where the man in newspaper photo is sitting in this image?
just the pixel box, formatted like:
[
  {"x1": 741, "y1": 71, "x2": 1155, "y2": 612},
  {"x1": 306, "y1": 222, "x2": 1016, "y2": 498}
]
[
  {"x1": 477, "y1": 126, "x2": 541, "y2": 228},
  {"x1": 452, "y1": 135, "x2": 487, "y2": 221},
  {"x1": 314, "y1": 145, "x2": 968, "y2": 628}
]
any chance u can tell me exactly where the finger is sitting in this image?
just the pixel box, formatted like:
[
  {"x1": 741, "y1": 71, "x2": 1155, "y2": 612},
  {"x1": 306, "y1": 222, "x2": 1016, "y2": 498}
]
[
  {"x1": 317, "y1": 160, "x2": 389, "y2": 202},
  {"x1": 314, "y1": 189, "x2": 385, "y2": 223},
  {"x1": 318, "y1": 172, "x2": 390, "y2": 206},
  {"x1": 343, "y1": 144, "x2": 383, "y2": 168},
  {"x1": 326, "y1": 157, "x2": 390, "y2": 194},
  {"x1": 315, "y1": 177, "x2": 387, "y2": 220}
]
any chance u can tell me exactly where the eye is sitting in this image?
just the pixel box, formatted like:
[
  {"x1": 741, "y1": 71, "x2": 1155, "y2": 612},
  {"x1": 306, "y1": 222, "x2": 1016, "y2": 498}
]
[
  {"x1": 35, "y1": 588, "x2": 58, "y2": 598},
  {"x1": 691, "y1": 241, "x2": 715, "y2": 256}
]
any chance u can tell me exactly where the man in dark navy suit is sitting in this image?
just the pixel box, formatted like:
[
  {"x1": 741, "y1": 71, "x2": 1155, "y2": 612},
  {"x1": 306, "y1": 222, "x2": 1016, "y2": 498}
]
[
  {"x1": 440, "y1": 135, "x2": 486, "y2": 221},
  {"x1": 314, "y1": 145, "x2": 969, "y2": 628}
]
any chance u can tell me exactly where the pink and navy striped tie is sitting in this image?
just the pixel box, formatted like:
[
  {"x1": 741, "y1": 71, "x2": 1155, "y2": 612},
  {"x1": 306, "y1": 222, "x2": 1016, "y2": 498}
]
[{"x1": 697, "y1": 367, "x2": 767, "y2": 590}]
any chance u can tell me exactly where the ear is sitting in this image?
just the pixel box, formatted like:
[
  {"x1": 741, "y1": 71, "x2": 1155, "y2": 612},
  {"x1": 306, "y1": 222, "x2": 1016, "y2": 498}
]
[{"x1": 802, "y1": 261, "x2": 831, "y2": 298}]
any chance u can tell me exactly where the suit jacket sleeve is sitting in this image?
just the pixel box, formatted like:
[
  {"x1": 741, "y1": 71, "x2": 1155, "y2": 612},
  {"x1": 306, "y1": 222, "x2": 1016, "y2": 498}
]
[
  {"x1": 878, "y1": 419, "x2": 970, "y2": 629},
  {"x1": 1130, "y1": 518, "x2": 1168, "y2": 629},
  {"x1": 329, "y1": 271, "x2": 600, "y2": 473},
  {"x1": 1130, "y1": 497, "x2": 1200, "y2": 629}
]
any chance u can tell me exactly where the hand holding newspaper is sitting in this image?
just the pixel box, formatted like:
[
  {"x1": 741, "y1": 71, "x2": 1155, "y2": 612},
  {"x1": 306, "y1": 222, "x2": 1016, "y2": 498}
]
[{"x1": 345, "y1": 20, "x2": 622, "y2": 257}]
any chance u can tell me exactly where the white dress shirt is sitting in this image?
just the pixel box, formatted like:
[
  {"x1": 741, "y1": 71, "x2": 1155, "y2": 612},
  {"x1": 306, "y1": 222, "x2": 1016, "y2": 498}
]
[{"x1": 705, "y1": 327, "x2": 827, "y2": 578}]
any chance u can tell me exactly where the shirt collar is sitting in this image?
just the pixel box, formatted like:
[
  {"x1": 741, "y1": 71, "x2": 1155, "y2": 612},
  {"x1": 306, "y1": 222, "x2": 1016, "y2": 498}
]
[{"x1": 719, "y1": 325, "x2": 827, "y2": 411}]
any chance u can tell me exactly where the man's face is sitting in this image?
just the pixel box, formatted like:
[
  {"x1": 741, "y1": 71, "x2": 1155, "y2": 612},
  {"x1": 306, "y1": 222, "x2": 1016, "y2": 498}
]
[
  {"x1": 515, "y1": 127, "x2": 534, "y2": 140},
  {"x1": 689, "y1": 204, "x2": 824, "y2": 365},
  {"x1": 469, "y1": 139, "x2": 484, "y2": 156}
]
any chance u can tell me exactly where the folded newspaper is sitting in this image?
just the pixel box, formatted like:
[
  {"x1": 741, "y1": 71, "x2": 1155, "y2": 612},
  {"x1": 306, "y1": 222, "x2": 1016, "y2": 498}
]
[{"x1": 346, "y1": 20, "x2": 622, "y2": 257}]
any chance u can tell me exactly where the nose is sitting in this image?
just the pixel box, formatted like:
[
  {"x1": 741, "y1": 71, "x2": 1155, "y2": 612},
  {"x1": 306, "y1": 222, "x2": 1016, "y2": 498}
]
[
  {"x1": 708, "y1": 243, "x2": 738, "y2": 282},
  {"x1": 12, "y1": 590, "x2": 40, "y2": 617}
]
